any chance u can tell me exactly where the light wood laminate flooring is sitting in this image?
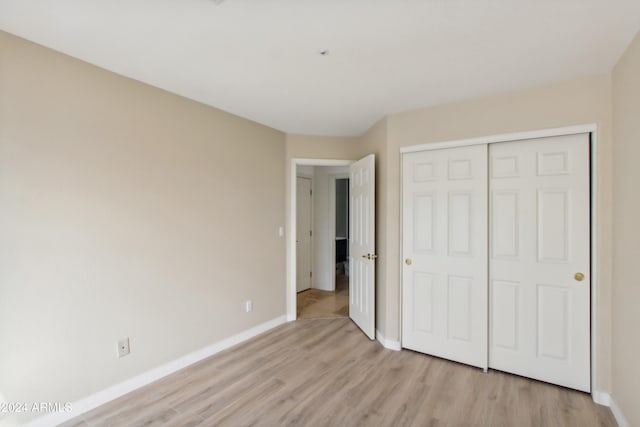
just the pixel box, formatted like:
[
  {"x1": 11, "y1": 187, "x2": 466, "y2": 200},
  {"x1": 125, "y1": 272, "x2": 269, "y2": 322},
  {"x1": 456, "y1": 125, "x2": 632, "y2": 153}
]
[
  {"x1": 296, "y1": 274, "x2": 348, "y2": 319},
  {"x1": 62, "y1": 318, "x2": 615, "y2": 427}
]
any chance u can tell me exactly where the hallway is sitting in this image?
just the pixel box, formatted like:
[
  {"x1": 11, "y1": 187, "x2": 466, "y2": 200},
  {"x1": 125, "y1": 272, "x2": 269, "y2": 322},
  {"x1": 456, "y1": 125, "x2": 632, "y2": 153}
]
[{"x1": 297, "y1": 274, "x2": 348, "y2": 319}]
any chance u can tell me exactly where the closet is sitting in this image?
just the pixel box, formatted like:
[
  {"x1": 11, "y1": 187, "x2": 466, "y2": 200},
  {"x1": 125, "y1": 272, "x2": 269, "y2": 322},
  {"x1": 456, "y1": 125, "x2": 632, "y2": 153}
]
[{"x1": 401, "y1": 133, "x2": 591, "y2": 392}]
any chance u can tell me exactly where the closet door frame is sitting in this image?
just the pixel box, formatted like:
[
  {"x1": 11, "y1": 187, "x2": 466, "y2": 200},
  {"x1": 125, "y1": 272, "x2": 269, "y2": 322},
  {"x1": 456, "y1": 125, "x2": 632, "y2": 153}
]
[{"x1": 399, "y1": 124, "x2": 601, "y2": 402}]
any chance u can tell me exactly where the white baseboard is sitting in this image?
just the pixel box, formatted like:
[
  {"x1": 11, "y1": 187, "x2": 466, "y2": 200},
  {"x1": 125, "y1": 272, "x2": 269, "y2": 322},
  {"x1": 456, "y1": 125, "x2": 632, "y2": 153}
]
[
  {"x1": 610, "y1": 396, "x2": 630, "y2": 427},
  {"x1": 593, "y1": 390, "x2": 631, "y2": 427},
  {"x1": 375, "y1": 329, "x2": 401, "y2": 351},
  {"x1": 592, "y1": 390, "x2": 611, "y2": 406},
  {"x1": 25, "y1": 315, "x2": 288, "y2": 427}
]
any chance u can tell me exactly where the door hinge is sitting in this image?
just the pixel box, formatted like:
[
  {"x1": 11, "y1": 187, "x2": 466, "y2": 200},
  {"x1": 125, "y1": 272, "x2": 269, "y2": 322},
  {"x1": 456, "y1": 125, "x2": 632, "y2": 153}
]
[
  {"x1": 310, "y1": 271, "x2": 313, "y2": 278},
  {"x1": 310, "y1": 230, "x2": 312, "y2": 237},
  {"x1": 310, "y1": 189, "x2": 312, "y2": 196}
]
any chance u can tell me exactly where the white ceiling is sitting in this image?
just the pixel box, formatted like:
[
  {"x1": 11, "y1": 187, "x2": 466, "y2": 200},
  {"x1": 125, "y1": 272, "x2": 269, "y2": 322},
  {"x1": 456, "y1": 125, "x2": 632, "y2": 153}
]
[{"x1": 1, "y1": 1, "x2": 639, "y2": 136}]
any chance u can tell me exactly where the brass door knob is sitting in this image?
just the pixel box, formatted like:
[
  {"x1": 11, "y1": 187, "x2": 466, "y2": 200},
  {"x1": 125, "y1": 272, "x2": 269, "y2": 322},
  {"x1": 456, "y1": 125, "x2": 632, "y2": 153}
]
[
  {"x1": 574, "y1": 272, "x2": 585, "y2": 282},
  {"x1": 405, "y1": 258, "x2": 412, "y2": 266}
]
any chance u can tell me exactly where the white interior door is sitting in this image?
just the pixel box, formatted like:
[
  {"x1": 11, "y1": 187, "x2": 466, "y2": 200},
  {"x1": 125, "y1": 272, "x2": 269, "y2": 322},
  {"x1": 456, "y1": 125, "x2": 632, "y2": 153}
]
[
  {"x1": 349, "y1": 154, "x2": 375, "y2": 339},
  {"x1": 402, "y1": 145, "x2": 488, "y2": 369},
  {"x1": 489, "y1": 134, "x2": 591, "y2": 392},
  {"x1": 296, "y1": 177, "x2": 312, "y2": 293}
]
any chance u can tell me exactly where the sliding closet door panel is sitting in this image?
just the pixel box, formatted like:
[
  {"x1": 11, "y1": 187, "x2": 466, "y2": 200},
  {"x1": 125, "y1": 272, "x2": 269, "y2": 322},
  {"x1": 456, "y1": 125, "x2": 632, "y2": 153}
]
[
  {"x1": 489, "y1": 134, "x2": 590, "y2": 392},
  {"x1": 402, "y1": 145, "x2": 488, "y2": 369}
]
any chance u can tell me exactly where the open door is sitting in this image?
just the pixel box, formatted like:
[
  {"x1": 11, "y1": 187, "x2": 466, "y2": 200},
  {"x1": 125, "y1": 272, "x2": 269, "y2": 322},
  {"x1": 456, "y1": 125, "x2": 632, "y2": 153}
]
[
  {"x1": 296, "y1": 177, "x2": 312, "y2": 293},
  {"x1": 349, "y1": 154, "x2": 375, "y2": 339}
]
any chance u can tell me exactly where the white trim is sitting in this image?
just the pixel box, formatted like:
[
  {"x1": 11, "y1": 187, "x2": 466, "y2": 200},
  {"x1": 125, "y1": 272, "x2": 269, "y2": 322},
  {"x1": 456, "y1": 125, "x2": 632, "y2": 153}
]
[
  {"x1": 376, "y1": 329, "x2": 401, "y2": 351},
  {"x1": 24, "y1": 315, "x2": 288, "y2": 427},
  {"x1": 287, "y1": 159, "x2": 353, "y2": 321},
  {"x1": 399, "y1": 155, "x2": 405, "y2": 349},
  {"x1": 592, "y1": 390, "x2": 611, "y2": 407},
  {"x1": 400, "y1": 124, "x2": 597, "y2": 153},
  {"x1": 589, "y1": 130, "x2": 599, "y2": 400},
  {"x1": 610, "y1": 397, "x2": 630, "y2": 427},
  {"x1": 399, "y1": 124, "x2": 602, "y2": 398}
]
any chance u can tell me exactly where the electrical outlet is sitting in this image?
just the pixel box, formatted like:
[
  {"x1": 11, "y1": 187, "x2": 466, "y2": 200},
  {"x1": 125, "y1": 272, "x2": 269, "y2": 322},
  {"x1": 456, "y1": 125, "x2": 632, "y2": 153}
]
[
  {"x1": 117, "y1": 338, "x2": 130, "y2": 358},
  {"x1": 245, "y1": 300, "x2": 253, "y2": 313}
]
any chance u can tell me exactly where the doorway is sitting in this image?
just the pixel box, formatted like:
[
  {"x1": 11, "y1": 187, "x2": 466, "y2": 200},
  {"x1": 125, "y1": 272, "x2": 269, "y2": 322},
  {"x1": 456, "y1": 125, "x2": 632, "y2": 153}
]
[
  {"x1": 288, "y1": 156, "x2": 376, "y2": 340},
  {"x1": 295, "y1": 166, "x2": 350, "y2": 319}
]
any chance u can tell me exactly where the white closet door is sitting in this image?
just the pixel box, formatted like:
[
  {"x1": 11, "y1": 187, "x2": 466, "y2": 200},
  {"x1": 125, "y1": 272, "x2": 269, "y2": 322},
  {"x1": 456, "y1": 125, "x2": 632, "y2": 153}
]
[
  {"x1": 489, "y1": 134, "x2": 590, "y2": 392},
  {"x1": 402, "y1": 145, "x2": 488, "y2": 369}
]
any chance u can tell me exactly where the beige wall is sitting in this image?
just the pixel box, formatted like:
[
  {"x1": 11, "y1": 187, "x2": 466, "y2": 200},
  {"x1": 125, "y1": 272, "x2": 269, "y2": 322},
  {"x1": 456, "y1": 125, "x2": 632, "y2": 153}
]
[
  {"x1": 286, "y1": 134, "x2": 360, "y2": 161},
  {"x1": 612, "y1": 30, "x2": 640, "y2": 427},
  {"x1": 381, "y1": 75, "x2": 614, "y2": 391},
  {"x1": 0, "y1": 31, "x2": 286, "y2": 425}
]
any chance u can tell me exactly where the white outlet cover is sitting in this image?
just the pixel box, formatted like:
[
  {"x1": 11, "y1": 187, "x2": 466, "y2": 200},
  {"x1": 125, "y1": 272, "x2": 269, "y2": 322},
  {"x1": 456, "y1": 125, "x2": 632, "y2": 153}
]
[
  {"x1": 118, "y1": 338, "x2": 130, "y2": 358},
  {"x1": 245, "y1": 300, "x2": 253, "y2": 313}
]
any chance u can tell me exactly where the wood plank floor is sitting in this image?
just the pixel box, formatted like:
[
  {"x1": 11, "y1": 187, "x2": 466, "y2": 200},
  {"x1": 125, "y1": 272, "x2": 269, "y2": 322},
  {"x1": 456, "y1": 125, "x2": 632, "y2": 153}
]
[
  {"x1": 296, "y1": 274, "x2": 348, "y2": 319},
  {"x1": 62, "y1": 318, "x2": 616, "y2": 427}
]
